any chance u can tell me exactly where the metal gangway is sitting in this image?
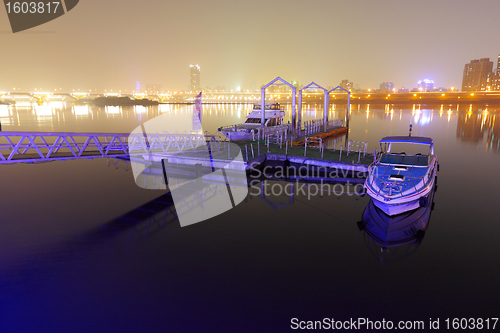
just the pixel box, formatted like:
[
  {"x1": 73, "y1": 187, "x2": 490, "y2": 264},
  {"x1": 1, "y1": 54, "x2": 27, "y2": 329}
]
[{"x1": 0, "y1": 131, "x2": 225, "y2": 164}]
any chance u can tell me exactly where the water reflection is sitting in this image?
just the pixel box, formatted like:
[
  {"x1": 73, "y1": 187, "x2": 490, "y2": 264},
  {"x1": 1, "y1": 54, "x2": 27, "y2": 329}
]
[
  {"x1": 358, "y1": 188, "x2": 436, "y2": 263},
  {"x1": 2, "y1": 102, "x2": 500, "y2": 155},
  {"x1": 457, "y1": 113, "x2": 500, "y2": 153}
]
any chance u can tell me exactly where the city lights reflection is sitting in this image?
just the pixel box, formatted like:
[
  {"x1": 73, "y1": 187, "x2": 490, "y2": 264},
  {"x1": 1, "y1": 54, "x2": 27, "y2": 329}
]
[
  {"x1": 106, "y1": 106, "x2": 120, "y2": 115},
  {"x1": 73, "y1": 105, "x2": 90, "y2": 116}
]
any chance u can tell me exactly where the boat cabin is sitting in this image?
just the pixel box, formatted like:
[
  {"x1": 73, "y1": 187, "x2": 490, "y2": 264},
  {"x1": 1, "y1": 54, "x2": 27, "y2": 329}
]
[{"x1": 243, "y1": 103, "x2": 285, "y2": 127}]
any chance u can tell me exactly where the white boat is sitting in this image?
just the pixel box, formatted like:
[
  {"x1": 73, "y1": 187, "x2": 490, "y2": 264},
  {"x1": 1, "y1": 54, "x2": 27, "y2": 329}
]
[
  {"x1": 364, "y1": 136, "x2": 439, "y2": 216},
  {"x1": 218, "y1": 103, "x2": 286, "y2": 141}
]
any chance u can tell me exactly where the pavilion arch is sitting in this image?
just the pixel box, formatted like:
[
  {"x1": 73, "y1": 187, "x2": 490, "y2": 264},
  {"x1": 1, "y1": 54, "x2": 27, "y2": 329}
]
[
  {"x1": 299, "y1": 82, "x2": 329, "y2": 132},
  {"x1": 327, "y1": 86, "x2": 351, "y2": 129},
  {"x1": 260, "y1": 77, "x2": 297, "y2": 138}
]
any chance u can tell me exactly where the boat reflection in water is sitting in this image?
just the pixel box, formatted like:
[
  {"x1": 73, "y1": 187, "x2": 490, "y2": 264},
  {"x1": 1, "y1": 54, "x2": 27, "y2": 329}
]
[{"x1": 358, "y1": 187, "x2": 436, "y2": 263}]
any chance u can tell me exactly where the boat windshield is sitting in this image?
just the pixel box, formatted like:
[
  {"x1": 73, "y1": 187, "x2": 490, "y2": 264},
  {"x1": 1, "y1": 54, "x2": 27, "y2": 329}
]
[
  {"x1": 244, "y1": 118, "x2": 261, "y2": 124},
  {"x1": 380, "y1": 153, "x2": 429, "y2": 166},
  {"x1": 253, "y1": 104, "x2": 280, "y2": 110}
]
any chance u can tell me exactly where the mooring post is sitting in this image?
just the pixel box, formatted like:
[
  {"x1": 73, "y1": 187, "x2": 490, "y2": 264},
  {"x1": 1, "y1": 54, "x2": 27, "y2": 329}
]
[
  {"x1": 324, "y1": 89, "x2": 329, "y2": 132},
  {"x1": 161, "y1": 159, "x2": 169, "y2": 186},
  {"x1": 261, "y1": 88, "x2": 266, "y2": 139},
  {"x1": 298, "y1": 90, "x2": 302, "y2": 134},
  {"x1": 292, "y1": 86, "x2": 297, "y2": 137},
  {"x1": 346, "y1": 91, "x2": 350, "y2": 129}
]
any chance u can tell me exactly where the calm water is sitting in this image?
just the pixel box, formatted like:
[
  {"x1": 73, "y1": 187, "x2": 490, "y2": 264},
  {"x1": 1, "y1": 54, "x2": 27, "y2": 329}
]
[{"x1": 0, "y1": 102, "x2": 499, "y2": 332}]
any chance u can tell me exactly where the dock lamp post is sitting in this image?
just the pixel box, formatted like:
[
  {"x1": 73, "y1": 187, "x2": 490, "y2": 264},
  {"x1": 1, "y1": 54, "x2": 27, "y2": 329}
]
[
  {"x1": 260, "y1": 77, "x2": 297, "y2": 139},
  {"x1": 327, "y1": 86, "x2": 351, "y2": 129},
  {"x1": 299, "y1": 82, "x2": 329, "y2": 132}
]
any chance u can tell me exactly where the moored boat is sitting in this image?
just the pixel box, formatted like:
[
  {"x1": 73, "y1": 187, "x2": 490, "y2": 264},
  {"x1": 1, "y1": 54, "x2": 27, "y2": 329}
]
[
  {"x1": 364, "y1": 136, "x2": 438, "y2": 216},
  {"x1": 218, "y1": 103, "x2": 286, "y2": 141}
]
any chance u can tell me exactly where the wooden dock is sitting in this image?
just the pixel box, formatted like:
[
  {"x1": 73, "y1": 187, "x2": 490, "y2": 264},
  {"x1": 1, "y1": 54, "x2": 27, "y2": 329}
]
[{"x1": 292, "y1": 127, "x2": 348, "y2": 146}]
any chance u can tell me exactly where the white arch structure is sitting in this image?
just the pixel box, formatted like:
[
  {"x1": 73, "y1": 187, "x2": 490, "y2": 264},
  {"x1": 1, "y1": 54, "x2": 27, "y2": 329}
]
[
  {"x1": 299, "y1": 82, "x2": 329, "y2": 132},
  {"x1": 328, "y1": 86, "x2": 351, "y2": 129},
  {"x1": 260, "y1": 77, "x2": 297, "y2": 138}
]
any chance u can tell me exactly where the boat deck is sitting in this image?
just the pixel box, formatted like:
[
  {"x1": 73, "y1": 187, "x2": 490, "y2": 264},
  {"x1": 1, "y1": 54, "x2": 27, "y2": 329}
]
[{"x1": 373, "y1": 163, "x2": 429, "y2": 182}]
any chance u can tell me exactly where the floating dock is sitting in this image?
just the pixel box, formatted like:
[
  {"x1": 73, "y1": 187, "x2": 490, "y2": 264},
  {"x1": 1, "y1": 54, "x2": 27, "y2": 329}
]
[{"x1": 292, "y1": 126, "x2": 348, "y2": 146}]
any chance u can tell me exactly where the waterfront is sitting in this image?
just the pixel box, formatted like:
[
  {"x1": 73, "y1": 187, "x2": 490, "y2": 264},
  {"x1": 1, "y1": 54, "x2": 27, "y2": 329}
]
[{"x1": 0, "y1": 103, "x2": 499, "y2": 332}]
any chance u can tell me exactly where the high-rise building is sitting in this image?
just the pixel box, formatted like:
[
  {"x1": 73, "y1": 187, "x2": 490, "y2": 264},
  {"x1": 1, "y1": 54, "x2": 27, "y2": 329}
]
[
  {"x1": 462, "y1": 58, "x2": 493, "y2": 91},
  {"x1": 379, "y1": 82, "x2": 394, "y2": 92},
  {"x1": 417, "y1": 79, "x2": 434, "y2": 92},
  {"x1": 494, "y1": 55, "x2": 500, "y2": 91},
  {"x1": 190, "y1": 64, "x2": 201, "y2": 92},
  {"x1": 497, "y1": 55, "x2": 500, "y2": 76}
]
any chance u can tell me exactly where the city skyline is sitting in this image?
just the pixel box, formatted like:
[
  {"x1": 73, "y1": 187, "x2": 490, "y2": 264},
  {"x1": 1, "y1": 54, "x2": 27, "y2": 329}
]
[{"x1": 2, "y1": 0, "x2": 500, "y2": 92}]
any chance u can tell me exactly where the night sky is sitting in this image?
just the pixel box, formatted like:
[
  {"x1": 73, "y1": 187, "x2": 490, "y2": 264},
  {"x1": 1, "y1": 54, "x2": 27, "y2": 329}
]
[{"x1": 1, "y1": 0, "x2": 499, "y2": 92}]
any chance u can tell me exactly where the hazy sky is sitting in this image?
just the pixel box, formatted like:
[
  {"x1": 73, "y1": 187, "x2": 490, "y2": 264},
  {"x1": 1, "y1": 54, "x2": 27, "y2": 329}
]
[{"x1": 1, "y1": 0, "x2": 500, "y2": 92}]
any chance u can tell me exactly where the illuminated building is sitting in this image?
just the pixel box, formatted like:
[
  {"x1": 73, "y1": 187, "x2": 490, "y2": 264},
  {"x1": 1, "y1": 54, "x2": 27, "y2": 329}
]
[
  {"x1": 417, "y1": 79, "x2": 434, "y2": 92},
  {"x1": 462, "y1": 58, "x2": 493, "y2": 91},
  {"x1": 493, "y1": 55, "x2": 500, "y2": 91},
  {"x1": 340, "y1": 79, "x2": 353, "y2": 92},
  {"x1": 379, "y1": 82, "x2": 394, "y2": 92},
  {"x1": 190, "y1": 64, "x2": 201, "y2": 92}
]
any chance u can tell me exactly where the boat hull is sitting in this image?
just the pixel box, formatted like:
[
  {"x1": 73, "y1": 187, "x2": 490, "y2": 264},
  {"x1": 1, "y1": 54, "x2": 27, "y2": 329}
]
[
  {"x1": 221, "y1": 131, "x2": 254, "y2": 141},
  {"x1": 362, "y1": 187, "x2": 434, "y2": 245},
  {"x1": 371, "y1": 195, "x2": 424, "y2": 216}
]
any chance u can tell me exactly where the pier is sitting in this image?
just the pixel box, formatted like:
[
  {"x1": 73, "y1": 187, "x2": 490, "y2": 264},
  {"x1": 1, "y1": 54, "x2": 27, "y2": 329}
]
[{"x1": 0, "y1": 128, "x2": 373, "y2": 184}]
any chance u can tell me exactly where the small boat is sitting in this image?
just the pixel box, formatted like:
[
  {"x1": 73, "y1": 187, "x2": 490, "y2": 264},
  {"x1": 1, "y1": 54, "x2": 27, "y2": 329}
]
[
  {"x1": 218, "y1": 103, "x2": 286, "y2": 141},
  {"x1": 364, "y1": 136, "x2": 438, "y2": 216}
]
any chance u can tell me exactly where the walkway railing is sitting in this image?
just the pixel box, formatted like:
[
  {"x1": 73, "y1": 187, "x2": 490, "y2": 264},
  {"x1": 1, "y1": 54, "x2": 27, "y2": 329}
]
[
  {"x1": 0, "y1": 131, "x2": 130, "y2": 164},
  {"x1": 0, "y1": 131, "x2": 225, "y2": 164}
]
